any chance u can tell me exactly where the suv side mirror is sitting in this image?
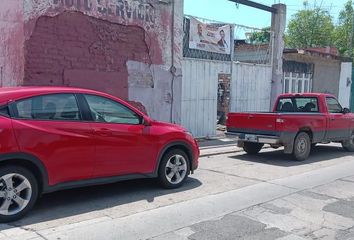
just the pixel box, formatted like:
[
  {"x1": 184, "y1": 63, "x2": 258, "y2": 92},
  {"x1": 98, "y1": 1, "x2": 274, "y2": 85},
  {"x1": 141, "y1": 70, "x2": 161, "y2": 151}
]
[
  {"x1": 343, "y1": 108, "x2": 351, "y2": 114},
  {"x1": 141, "y1": 116, "x2": 152, "y2": 126}
]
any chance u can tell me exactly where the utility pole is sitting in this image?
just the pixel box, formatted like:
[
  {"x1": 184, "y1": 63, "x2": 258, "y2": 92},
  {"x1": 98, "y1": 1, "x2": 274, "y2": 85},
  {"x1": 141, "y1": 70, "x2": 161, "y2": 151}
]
[
  {"x1": 270, "y1": 4, "x2": 286, "y2": 108},
  {"x1": 228, "y1": 0, "x2": 287, "y2": 109},
  {"x1": 350, "y1": 7, "x2": 354, "y2": 58}
]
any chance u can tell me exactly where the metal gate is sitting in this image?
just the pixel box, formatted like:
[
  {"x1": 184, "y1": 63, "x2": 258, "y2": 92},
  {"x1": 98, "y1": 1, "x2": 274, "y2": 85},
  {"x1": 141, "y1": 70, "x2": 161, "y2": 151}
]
[
  {"x1": 230, "y1": 62, "x2": 272, "y2": 112},
  {"x1": 181, "y1": 58, "x2": 230, "y2": 138},
  {"x1": 181, "y1": 58, "x2": 272, "y2": 137}
]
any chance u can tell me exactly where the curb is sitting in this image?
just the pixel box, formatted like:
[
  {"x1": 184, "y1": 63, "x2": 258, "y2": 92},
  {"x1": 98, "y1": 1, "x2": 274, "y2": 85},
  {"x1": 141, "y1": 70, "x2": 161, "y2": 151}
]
[
  {"x1": 199, "y1": 146, "x2": 272, "y2": 157},
  {"x1": 200, "y1": 149, "x2": 242, "y2": 157},
  {"x1": 199, "y1": 144, "x2": 242, "y2": 157}
]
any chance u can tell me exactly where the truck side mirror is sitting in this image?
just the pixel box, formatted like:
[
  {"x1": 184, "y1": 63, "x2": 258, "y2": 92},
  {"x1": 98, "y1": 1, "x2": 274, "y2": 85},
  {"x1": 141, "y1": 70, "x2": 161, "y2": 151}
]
[{"x1": 343, "y1": 108, "x2": 351, "y2": 114}]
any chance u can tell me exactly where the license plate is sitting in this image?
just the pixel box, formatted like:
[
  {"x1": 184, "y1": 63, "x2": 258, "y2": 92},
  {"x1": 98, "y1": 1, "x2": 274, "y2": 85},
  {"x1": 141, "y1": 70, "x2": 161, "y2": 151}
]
[{"x1": 245, "y1": 134, "x2": 257, "y2": 142}]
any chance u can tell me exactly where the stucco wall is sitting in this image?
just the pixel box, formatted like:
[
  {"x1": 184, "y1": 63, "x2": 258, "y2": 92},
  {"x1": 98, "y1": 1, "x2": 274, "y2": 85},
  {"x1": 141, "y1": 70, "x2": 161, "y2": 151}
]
[
  {"x1": 338, "y1": 62, "x2": 352, "y2": 108},
  {"x1": 0, "y1": 0, "x2": 24, "y2": 87},
  {"x1": 283, "y1": 53, "x2": 341, "y2": 96},
  {"x1": 1, "y1": 0, "x2": 183, "y2": 123},
  {"x1": 312, "y1": 60, "x2": 341, "y2": 96}
]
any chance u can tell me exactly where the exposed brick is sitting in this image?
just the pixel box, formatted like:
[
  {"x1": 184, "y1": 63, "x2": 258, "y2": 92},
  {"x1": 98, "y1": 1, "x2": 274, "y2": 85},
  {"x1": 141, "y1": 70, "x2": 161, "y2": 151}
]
[{"x1": 24, "y1": 11, "x2": 151, "y2": 99}]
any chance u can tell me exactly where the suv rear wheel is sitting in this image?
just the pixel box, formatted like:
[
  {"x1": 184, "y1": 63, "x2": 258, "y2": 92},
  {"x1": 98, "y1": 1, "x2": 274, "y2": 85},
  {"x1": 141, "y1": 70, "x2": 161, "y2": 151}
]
[
  {"x1": 158, "y1": 149, "x2": 190, "y2": 189},
  {"x1": 0, "y1": 166, "x2": 38, "y2": 222}
]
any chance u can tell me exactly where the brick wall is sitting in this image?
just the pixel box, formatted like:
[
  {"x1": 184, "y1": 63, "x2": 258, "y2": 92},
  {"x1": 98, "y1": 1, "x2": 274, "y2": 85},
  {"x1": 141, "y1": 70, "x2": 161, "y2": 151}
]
[{"x1": 24, "y1": 11, "x2": 150, "y2": 100}]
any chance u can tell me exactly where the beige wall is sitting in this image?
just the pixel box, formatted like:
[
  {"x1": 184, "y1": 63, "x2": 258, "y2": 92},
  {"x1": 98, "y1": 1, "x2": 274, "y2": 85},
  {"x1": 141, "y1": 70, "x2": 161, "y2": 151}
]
[{"x1": 284, "y1": 53, "x2": 341, "y2": 96}]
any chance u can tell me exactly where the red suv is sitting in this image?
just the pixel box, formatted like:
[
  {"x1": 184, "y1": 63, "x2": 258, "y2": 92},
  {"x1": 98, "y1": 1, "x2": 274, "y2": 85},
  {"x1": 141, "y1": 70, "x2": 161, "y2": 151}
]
[{"x1": 0, "y1": 87, "x2": 199, "y2": 222}]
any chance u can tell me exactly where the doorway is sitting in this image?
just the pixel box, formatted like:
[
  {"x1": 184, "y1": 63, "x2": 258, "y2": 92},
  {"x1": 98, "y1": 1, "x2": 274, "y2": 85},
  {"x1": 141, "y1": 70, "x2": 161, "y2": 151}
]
[{"x1": 217, "y1": 73, "x2": 231, "y2": 125}]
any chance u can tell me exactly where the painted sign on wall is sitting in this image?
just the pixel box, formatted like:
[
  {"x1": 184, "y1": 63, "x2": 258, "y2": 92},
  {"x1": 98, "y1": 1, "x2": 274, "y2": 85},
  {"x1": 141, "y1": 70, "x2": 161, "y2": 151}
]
[
  {"x1": 189, "y1": 17, "x2": 231, "y2": 54},
  {"x1": 52, "y1": 0, "x2": 156, "y2": 24}
]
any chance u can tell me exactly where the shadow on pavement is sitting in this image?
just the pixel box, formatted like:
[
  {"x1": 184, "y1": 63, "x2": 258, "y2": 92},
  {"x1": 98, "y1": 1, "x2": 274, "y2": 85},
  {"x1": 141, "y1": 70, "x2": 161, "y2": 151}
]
[
  {"x1": 229, "y1": 145, "x2": 353, "y2": 167},
  {"x1": 3, "y1": 177, "x2": 201, "y2": 227}
]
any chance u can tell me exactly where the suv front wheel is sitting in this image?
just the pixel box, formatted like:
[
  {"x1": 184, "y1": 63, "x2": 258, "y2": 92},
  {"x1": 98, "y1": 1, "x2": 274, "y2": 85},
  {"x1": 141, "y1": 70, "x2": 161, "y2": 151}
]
[
  {"x1": 158, "y1": 149, "x2": 190, "y2": 189},
  {"x1": 0, "y1": 166, "x2": 38, "y2": 222}
]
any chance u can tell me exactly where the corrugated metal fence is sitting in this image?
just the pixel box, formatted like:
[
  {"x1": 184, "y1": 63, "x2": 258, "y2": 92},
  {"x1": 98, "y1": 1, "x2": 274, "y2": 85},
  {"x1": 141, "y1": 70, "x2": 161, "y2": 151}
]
[
  {"x1": 230, "y1": 63, "x2": 272, "y2": 112},
  {"x1": 181, "y1": 58, "x2": 271, "y2": 137}
]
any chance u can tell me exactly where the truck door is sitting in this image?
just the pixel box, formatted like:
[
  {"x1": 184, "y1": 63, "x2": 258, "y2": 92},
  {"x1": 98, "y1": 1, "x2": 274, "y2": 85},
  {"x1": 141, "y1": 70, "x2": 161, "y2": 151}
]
[{"x1": 325, "y1": 97, "x2": 351, "y2": 140}]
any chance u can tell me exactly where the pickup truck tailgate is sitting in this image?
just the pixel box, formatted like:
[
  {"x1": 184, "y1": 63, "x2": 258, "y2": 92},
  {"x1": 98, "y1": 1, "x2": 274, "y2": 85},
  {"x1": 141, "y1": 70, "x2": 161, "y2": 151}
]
[{"x1": 226, "y1": 113, "x2": 277, "y2": 135}]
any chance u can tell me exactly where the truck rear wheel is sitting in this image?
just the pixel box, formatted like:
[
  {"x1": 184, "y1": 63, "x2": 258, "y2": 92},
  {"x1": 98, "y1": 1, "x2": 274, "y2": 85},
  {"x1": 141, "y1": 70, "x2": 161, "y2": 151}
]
[
  {"x1": 342, "y1": 131, "x2": 354, "y2": 152},
  {"x1": 293, "y1": 132, "x2": 311, "y2": 161},
  {"x1": 243, "y1": 142, "x2": 264, "y2": 155}
]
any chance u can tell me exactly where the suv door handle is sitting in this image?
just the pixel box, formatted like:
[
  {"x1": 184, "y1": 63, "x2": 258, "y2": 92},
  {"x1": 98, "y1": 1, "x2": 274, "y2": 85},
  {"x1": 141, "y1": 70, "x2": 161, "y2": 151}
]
[
  {"x1": 330, "y1": 118, "x2": 336, "y2": 121},
  {"x1": 95, "y1": 128, "x2": 112, "y2": 137}
]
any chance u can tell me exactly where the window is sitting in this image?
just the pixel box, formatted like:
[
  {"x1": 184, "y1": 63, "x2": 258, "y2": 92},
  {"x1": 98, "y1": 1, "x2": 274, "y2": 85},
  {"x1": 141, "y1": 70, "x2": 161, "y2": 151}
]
[
  {"x1": 84, "y1": 95, "x2": 140, "y2": 125},
  {"x1": 15, "y1": 94, "x2": 81, "y2": 120},
  {"x1": 297, "y1": 80, "x2": 302, "y2": 93},
  {"x1": 304, "y1": 80, "x2": 309, "y2": 92},
  {"x1": 294, "y1": 97, "x2": 319, "y2": 112},
  {"x1": 276, "y1": 97, "x2": 319, "y2": 112},
  {"x1": 291, "y1": 80, "x2": 296, "y2": 93},
  {"x1": 0, "y1": 106, "x2": 9, "y2": 117},
  {"x1": 277, "y1": 98, "x2": 294, "y2": 112},
  {"x1": 283, "y1": 72, "x2": 312, "y2": 94},
  {"x1": 326, "y1": 97, "x2": 343, "y2": 113},
  {"x1": 284, "y1": 79, "x2": 289, "y2": 93}
]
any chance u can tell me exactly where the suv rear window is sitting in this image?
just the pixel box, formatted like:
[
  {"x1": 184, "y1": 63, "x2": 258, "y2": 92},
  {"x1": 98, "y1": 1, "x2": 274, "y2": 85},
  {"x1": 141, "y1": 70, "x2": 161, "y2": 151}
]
[
  {"x1": 15, "y1": 94, "x2": 81, "y2": 121},
  {"x1": 276, "y1": 97, "x2": 319, "y2": 113},
  {"x1": 0, "y1": 105, "x2": 9, "y2": 117}
]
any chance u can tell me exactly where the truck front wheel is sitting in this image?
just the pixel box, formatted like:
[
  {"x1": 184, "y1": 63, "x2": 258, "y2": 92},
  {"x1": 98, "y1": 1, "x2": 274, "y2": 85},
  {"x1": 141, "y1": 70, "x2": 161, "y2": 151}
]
[
  {"x1": 293, "y1": 132, "x2": 311, "y2": 161},
  {"x1": 243, "y1": 142, "x2": 264, "y2": 155},
  {"x1": 342, "y1": 131, "x2": 354, "y2": 152}
]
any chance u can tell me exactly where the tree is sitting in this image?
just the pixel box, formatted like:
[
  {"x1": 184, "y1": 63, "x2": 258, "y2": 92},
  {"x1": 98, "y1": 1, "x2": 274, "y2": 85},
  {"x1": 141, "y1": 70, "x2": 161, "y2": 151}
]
[
  {"x1": 286, "y1": 3, "x2": 335, "y2": 48},
  {"x1": 333, "y1": 0, "x2": 354, "y2": 58},
  {"x1": 248, "y1": 27, "x2": 271, "y2": 44}
]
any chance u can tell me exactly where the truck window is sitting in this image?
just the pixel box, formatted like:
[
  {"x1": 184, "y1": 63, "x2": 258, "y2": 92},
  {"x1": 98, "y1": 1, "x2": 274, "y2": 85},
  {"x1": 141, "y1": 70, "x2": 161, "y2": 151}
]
[
  {"x1": 326, "y1": 97, "x2": 343, "y2": 113},
  {"x1": 294, "y1": 98, "x2": 319, "y2": 112},
  {"x1": 277, "y1": 98, "x2": 294, "y2": 112},
  {"x1": 276, "y1": 97, "x2": 319, "y2": 112}
]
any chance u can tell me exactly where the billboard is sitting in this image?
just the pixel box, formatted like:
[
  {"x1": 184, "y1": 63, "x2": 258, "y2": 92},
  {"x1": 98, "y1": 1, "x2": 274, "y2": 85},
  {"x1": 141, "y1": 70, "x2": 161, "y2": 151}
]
[{"x1": 189, "y1": 17, "x2": 231, "y2": 54}]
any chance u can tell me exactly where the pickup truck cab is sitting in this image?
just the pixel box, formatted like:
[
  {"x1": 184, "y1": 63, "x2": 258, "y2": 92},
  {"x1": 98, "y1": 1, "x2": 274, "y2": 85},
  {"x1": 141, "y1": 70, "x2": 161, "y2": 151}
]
[{"x1": 226, "y1": 93, "x2": 354, "y2": 161}]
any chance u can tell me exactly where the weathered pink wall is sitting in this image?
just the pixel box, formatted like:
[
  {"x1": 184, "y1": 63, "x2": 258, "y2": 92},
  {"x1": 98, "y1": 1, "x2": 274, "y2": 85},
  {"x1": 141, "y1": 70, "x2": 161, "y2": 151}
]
[
  {"x1": 24, "y1": 11, "x2": 151, "y2": 100},
  {"x1": 0, "y1": 0, "x2": 24, "y2": 86}
]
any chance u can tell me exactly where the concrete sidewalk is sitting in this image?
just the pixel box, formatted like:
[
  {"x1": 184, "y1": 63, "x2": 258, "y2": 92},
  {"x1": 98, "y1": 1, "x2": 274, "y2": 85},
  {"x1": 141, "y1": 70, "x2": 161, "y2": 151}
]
[{"x1": 198, "y1": 136, "x2": 240, "y2": 157}]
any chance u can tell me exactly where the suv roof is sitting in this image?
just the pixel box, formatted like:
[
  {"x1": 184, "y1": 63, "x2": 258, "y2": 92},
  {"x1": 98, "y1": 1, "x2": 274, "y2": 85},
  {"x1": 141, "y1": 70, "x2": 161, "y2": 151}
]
[{"x1": 0, "y1": 87, "x2": 110, "y2": 104}]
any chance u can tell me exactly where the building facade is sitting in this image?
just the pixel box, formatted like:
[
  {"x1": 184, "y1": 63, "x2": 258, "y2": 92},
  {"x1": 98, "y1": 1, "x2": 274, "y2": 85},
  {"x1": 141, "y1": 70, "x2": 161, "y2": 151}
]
[{"x1": 283, "y1": 48, "x2": 352, "y2": 108}]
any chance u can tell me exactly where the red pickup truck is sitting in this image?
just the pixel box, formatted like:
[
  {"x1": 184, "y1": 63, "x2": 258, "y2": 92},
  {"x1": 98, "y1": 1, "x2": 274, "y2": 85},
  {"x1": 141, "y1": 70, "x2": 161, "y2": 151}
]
[{"x1": 226, "y1": 93, "x2": 354, "y2": 161}]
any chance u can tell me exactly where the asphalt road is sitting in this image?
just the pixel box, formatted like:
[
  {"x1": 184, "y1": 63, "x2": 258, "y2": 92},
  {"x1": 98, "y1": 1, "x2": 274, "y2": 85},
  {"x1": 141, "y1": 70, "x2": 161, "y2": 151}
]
[{"x1": 0, "y1": 143, "x2": 353, "y2": 240}]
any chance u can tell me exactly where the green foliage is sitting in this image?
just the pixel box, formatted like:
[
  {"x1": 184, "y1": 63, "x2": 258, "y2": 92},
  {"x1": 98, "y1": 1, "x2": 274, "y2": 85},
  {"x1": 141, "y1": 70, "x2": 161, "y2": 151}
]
[
  {"x1": 249, "y1": 27, "x2": 271, "y2": 44},
  {"x1": 286, "y1": 0, "x2": 354, "y2": 60},
  {"x1": 333, "y1": 0, "x2": 354, "y2": 58},
  {"x1": 286, "y1": 7, "x2": 334, "y2": 48}
]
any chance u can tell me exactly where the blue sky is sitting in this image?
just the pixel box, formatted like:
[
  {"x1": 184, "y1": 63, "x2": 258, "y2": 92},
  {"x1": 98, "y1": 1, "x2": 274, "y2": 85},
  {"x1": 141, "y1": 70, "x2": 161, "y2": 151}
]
[{"x1": 184, "y1": 0, "x2": 350, "y2": 29}]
